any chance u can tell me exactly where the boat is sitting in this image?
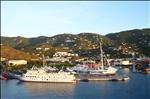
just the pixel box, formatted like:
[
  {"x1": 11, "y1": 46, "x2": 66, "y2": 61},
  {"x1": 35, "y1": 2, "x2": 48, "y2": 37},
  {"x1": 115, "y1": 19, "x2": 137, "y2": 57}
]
[
  {"x1": 2, "y1": 72, "x2": 16, "y2": 79},
  {"x1": 16, "y1": 67, "x2": 76, "y2": 83},
  {"x1": 122, "y1": 76, "x2": 130, "y2": 81},
  {"x1": 78, "y1": 74, "x2": 129, "y2": 81},
  {"x1": 144, "y1": 68, "x2": 150, "y2": 74},
  {"x1": 0, "y1": 75, "x2": 7, "y2": 80},
  {"x1": 16, "y1": 55, "x2": 76, "y2": 83},
  {"x1": 123, "y1": 67, "x2": 129, "y2": 71},
  {"x1": 70, "y1": 64, "x2": 89, "y2": 74},
  {"x1": 88, "y1": 38, "x2": 118, "y2": 75},
  {"x1": 89, "y1": 66, "x2": 117, "y2": 75},
  {"x1": 66, "y1": 67, "x2": 78, "y2": 74}
]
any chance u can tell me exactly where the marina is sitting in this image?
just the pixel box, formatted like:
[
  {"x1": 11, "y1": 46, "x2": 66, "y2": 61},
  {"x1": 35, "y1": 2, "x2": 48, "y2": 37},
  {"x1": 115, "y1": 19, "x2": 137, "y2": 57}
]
[
  {"x1": 1, "y1": 69, "x2": 150, "y2": 99},
  {"x1": 1, "y1": 1, "x2": 150, "y2": 99}
]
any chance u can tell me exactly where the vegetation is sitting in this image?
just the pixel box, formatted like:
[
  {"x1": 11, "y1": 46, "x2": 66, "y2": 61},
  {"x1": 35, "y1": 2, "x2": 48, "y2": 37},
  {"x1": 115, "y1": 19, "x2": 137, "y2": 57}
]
[
  {"x1": 48, "y1": 62, "x2": 74, "y2": 69},
  {"x1": 1, "y1": 28, "x2": 150, "y2": 59},
  {"x1": 1, "y1": 45, "x2": 38, "y2": 60},
  {"x1": 106, "y1": 28, "x2": 150, "y2": 56}
]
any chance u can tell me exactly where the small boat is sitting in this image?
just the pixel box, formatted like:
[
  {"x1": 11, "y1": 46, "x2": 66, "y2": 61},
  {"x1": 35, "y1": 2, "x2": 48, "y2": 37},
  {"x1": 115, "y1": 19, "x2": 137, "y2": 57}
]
[
  {"x1": 0, "y1": 75, "x2": 7, "y2": 80},
  {"x1": 122, "y1": 76, "x2": 130, "y2": 81},
  {"x1": 2, "y1": 72, "x2": 16, "y2": 79},
  {"x1": 71, "y1": 64, "x2": 89, "y2": 74},
  {"x1": 66, "y1": 67, "x2": 78, "y2": 74},
  {"x1": 143, "y1": 68, "x2": 150, "y2": 74},
  {"x1": 123, "y1": 67, "x2": 129, "y2": 71}
]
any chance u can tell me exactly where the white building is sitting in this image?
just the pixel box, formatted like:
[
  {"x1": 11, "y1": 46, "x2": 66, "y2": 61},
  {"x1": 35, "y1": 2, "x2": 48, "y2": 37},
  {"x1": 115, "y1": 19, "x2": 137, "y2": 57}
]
[
  {"x1": 44, "y1": 48, "x2": 50, "y2": 51},
  {"x1": 1, "y1": 57, "x2": 6, "y2": 61},
  {"x1": 6, "y1": 60, "x2": 27, "y2": 66},
  {"x1": 65, "y1": 40, "x2": 75, "y2": 43},
  {"x1": 46, "y1": 57, "x2": 70, "y2": 62},
  {"x1": 36, "y1": 48, "x2": 42, "y2": 50},
  {"x1": 53, "y1": 52, "x2": 78, "y2": 57}
]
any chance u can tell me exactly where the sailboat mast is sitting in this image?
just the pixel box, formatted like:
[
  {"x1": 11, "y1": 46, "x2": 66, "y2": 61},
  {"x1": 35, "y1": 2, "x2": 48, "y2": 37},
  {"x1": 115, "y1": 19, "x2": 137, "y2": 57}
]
[
  {"x1": 104, "y1": 54, "x2": 110, "y2": 67},
  {"x1": 42, "y1": 54, "x2": 45, "y2": 67},
  {"x1": 100, "y1": 39, "x2": 104, "y2": 70}
]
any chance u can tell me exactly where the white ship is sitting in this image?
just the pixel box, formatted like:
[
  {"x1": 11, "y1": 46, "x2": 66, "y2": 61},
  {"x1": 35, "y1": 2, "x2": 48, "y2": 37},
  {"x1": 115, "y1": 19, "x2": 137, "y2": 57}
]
[
  {"x1": 70, "y1": 64, "x2": 89, "y2": 73},
  {"x1": 17, "y1": 55, "x2": 76, "y2": 83},
  {"x1": 88, "y1": 38, "x2": 117, "y2": 75},
  {"x1": 17, "y1": 67, "x2": 76, "y2": 83},
  {"x1": 88, "y1": 66, "x2": 117, "y2": 75}
]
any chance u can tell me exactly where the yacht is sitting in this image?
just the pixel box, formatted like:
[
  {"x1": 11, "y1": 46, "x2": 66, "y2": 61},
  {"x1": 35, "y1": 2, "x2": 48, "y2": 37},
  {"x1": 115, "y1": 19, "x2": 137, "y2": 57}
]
[
  {"x1": 17, "y1": 67, "x2": 76, "y2": 83},
  {"x1": 88, "y1": 38, "x2": 117, "y2": 75},
  {"x1": 88, "y1": 66, "x2": 117, "y2": 75},
  {"x1": 71, "y1": 64, "x2": 89, "y2": 73}
]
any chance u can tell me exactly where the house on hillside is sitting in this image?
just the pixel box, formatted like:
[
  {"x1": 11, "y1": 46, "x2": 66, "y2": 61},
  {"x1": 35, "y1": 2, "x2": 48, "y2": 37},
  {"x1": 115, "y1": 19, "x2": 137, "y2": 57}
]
[
  {"x1": 1, "y1": 57, "x2": 6, "y2": 61},
  {"x1": 46, "y1": 57, "x2": 70, "y2": 63},
  {"x1": 46, "y1": 52, "x2": 78, "y2": 63},
  {"x1": 53, "y1": 52, "x2": 78, "y2": 57},
  {"x1": 36, "y1": 48, "x2": 42, "y2": 50},
  {"x1": 44, "y1": 48, "x2": 50, "y2": 51}
]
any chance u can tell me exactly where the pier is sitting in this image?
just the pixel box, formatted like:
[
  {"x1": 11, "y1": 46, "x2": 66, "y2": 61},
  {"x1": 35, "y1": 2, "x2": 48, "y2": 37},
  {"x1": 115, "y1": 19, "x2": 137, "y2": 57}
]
[{"x1": 76, "y1": 74, "x2": 130, "y2": 81}]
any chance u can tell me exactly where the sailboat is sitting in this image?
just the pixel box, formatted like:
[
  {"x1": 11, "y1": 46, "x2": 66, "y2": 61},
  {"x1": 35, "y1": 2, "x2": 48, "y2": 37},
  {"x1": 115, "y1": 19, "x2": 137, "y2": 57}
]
[{"x1": 88, "y1": 39, "x2": 118, "y2": 75}]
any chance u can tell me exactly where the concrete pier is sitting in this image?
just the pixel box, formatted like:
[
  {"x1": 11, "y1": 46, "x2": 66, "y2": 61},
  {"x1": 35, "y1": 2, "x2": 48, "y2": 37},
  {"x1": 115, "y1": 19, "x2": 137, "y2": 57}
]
[{"x1": 76, "y1": 74, "x2": 130, "y2": 81}]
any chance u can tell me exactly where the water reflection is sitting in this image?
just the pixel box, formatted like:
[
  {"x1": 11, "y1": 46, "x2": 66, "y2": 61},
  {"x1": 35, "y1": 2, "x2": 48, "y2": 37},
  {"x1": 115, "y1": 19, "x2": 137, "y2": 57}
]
[{"x1": 22, "y1": 82, "x2": 76, "y2": 94}]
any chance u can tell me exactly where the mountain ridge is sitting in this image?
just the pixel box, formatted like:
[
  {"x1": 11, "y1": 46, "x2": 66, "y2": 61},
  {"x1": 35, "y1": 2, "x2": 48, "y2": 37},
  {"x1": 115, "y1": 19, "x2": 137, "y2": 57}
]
[{"x1": 1, "y1": 28, "x2": 150, "y2": 58}]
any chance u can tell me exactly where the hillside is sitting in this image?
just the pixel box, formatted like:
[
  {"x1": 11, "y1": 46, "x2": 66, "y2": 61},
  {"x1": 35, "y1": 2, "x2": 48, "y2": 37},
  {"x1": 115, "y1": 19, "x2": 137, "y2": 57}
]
[
  {"x1": 1, "y1": 44, "x2": 38, "y2": 60},
  {"x1": 1, "y1": 28, "x2": 150, "y2": 58},
  {"x1": 106, "y1": 29, "x2": 150, "y2": 56}
]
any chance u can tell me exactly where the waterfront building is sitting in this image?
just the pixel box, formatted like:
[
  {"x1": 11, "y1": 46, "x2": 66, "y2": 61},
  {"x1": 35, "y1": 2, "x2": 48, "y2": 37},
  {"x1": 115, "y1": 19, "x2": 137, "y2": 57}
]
[{"x1": 1, "y1": 57, "x2": 6, "y2": 61}]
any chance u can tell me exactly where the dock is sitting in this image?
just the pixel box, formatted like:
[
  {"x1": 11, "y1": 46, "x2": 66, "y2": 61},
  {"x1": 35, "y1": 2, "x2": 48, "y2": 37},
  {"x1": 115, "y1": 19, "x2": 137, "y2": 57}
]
[{"x1": 76, "y1": 74, "x2": 130, "y2": 81}]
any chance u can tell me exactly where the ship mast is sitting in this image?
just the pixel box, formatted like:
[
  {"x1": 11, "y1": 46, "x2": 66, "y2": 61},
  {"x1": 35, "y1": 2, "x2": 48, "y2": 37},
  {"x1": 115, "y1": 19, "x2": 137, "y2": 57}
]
[
  {"x1": 99, "y1": 38, "x2": 104, "y2": 70},
  {"x1": 104, "y1": 54, "x2": 111, "y2": 67},
  {"x1": 42, "y1": 54, "x2": 45, "y2": 67}
]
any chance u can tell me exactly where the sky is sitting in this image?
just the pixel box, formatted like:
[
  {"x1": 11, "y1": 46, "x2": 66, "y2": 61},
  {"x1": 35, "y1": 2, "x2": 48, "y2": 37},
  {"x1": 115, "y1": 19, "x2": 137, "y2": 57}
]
[{"x1": 1, "y1": 1, "x2": 150, "y2": 37}]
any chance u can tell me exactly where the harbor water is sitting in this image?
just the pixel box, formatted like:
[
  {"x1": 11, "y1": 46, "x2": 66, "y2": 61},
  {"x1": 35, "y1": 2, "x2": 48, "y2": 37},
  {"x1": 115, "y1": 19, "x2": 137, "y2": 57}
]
[{"x1": 1, "y1": 70, "x2": 150, "y2": 99}]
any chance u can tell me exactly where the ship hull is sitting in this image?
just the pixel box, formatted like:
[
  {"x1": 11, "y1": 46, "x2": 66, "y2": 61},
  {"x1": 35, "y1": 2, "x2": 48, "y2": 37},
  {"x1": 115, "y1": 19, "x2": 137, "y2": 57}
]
[
  {"x1": 18, "y1": 77, "x2": 76, "y2": 83},
  {"x1": 89, "y1": 69, "x2": 117, "y2": 75}
]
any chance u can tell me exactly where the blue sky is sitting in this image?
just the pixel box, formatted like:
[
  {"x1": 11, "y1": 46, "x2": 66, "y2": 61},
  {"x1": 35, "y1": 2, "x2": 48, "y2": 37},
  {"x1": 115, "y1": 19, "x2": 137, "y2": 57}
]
[{"x1": 1, "y1": 1, "x2": 150, "y2": 37}]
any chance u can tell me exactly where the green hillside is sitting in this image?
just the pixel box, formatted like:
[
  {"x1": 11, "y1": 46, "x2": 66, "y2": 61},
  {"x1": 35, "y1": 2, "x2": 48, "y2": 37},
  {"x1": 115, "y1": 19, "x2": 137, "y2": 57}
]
[
  {"x1": 1, "y1": 28, "x2": 150, "y2": 58},
  {"x1": 106, "y1": 29, "x2": 150, "y2": 56}
]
